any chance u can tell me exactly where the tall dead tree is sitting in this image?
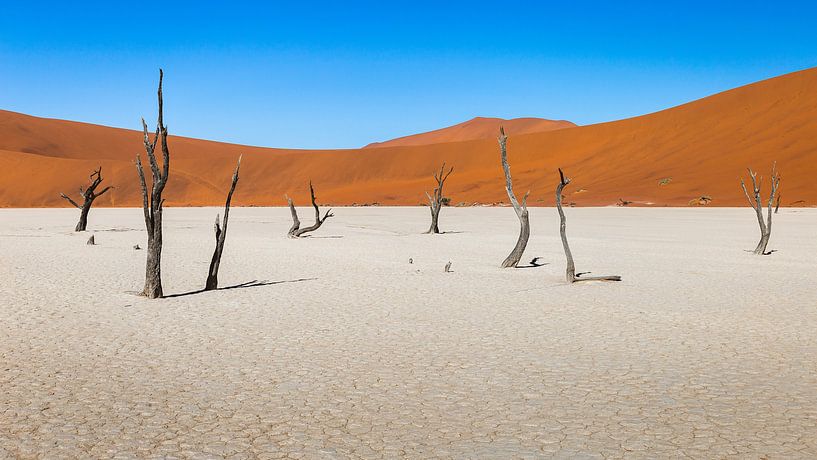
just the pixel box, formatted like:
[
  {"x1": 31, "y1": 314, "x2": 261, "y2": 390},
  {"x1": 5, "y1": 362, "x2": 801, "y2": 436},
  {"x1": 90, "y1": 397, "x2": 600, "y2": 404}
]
[
  {"x1": 424, "y1": 162, "x2": 453, "y2": 234},
  {"x1": 287, "y1": 182, "x2": 334, "y2": 238},
  {"x1": 740, "y1": 163, "x2": 781, "y2": 255},
  {"x1": 498, "y1": 127, "x2": 530, "y2": 268},
  {"x1": 60, "y1": 167, "x2": 112, "y2": 231},
  {"x1": 135, "y1": 69, "x2": 170, "y2": 298},
  {"x1": 206, "y1": 156, "x2": 242, "y2": 291},
  {"x1": 557, "y1": 168, "x2": 621, "y2": 283}
]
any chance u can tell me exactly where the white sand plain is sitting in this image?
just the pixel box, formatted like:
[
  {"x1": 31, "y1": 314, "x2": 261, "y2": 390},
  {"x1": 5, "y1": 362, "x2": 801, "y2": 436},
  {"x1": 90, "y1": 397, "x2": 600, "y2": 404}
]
[{"x1": 1, "y1": 206, "x2": 816, "y2": 458}]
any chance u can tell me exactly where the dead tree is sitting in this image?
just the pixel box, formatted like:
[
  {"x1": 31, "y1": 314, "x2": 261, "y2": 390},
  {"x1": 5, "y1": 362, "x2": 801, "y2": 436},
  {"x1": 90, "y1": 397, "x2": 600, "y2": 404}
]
[
  {"x1": 60, "y1": 167, "x2": 112, "y2": 231},
  {"x1": 740, "y1": 163, "x2": 781, "y2": 255},
  {"x1": 205, "y1": 156, "x2": 241, "y2": 291},
  {"x1": 775, "y1": 195, "x2": 781, "y2": 214},
  {"x1": 498, "y1": 127, "x2": 530, "y2": 268},
  {"x1": 424, "y1": 162, "x2": 454, "y2": 234},
  {"x1": 135, "y1": 69, "x2": 170, "y2": 299},
  {"x1": 557, "y1": 168, "x2": 621, "y2": 283},
  {"x1": 287, "y1": 182, "x2": 334, "y2": 238}
]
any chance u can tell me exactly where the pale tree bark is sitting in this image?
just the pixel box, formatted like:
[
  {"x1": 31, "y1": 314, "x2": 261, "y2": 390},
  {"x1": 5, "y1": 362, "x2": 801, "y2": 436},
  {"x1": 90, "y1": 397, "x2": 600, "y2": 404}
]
[
  {"x1": 557, "y1": 168, "x2": 621, "y2": 283},
  {"x1": 205, "y1": 156, "x2": 242, "y2": 291},
  {"x1": 740, "y1": 163, "x2": 781, "y2": 255},
  {"x1": 285, "y1": 195, "x2": 301, "y2": 237},
  {"x1": 287, "y1": 182, "x2": 334, "y2": 238},
  {"x1": 60, "y1": 166, "x2": 113, "y2": 231},
  {"x1": 135, "y1": 69, "x2": 170, "y2": 299},
  {"x1": 424, "y1": 162, "x2": 453, "y2": 234},
  {"x1": 498, "y1": 127, "x2": 530, "y2": 268}
]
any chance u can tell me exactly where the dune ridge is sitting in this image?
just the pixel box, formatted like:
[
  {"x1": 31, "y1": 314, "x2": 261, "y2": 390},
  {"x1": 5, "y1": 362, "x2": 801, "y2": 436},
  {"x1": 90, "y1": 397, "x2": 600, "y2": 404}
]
[
  {"x1": 1, "y1": 67, "x2": 816, "y2": 208},
  {"x1": 363, "y1": 117, "x2": 575, "y2": 148}
]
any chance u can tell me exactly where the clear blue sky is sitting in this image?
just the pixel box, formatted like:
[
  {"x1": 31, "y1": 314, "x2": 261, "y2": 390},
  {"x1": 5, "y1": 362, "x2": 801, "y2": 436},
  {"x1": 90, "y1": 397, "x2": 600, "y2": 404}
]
[{"x1": 1, "y1": 1, "x2": 816, "y2": 149}]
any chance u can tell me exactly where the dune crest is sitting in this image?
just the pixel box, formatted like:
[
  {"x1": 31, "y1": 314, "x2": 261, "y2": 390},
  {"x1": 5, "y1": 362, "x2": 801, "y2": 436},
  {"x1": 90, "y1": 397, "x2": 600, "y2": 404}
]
[
  {"x1": 363, "y1": 117, "x2": 576, "y2": 148},
  {"x1": 1, "y1": 67, "x2": 817, "y2": 207}
]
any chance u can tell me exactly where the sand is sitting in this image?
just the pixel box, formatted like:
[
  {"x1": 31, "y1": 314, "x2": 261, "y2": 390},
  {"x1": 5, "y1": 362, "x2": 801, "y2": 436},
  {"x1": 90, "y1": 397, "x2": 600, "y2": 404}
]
[
  {"x1": 362, "y1": 117, "x2": 575, "y2": 148},
  {"x1": 2, "y1": 67, "x2": 817, "y2": 208},
  {"x1": 1, "y1": 206, "x2": 816, "y2": 458}
]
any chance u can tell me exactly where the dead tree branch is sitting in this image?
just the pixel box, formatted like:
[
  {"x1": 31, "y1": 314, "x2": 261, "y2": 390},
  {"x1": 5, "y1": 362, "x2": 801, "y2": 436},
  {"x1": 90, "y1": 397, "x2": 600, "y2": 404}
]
[
  {"x1": 557, "y1": 168, "x2": 621, "y2": 283},
  {"x1": 205, "y1": 156, "x2": 242, "y2": 291},
  {"x1": 498, "y1": 127, "x2": 530, "y2": 268},
  {"x1": 60, "y1": 166, "x2": 112, "y2": 231},
  {"x1": 740, "y1": 163, "x2": 781, "y2": 255},
  {"x1": 287, "y1": 182, "x2": 334, "y2": 238},
  {"x1": 425, "y1": 162, "x2": 454, "y2": 234},
  {"x1": 135, "y1": 69, "x2": 171, "y2": 298},
  {"x1": 286, "y1": 195, "x2": 301, "y2": 237}
]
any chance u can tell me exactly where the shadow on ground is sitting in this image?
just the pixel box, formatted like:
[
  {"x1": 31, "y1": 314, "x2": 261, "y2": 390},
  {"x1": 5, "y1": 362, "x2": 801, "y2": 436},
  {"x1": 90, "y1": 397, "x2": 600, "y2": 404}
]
[{"x1": 164, "y1": 278, "x2": 317, "y2": 298}]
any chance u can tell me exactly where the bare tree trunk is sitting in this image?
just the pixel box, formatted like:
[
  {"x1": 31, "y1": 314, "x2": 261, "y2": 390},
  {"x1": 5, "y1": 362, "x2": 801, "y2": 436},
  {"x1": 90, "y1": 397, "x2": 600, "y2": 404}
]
[
  {"x1": 498, "y1": 127, "x2": 530, "y2": 268},
  {"x1": 60, "y1": 166, "x2": 113, "y2": 232},
  {"x1": 286, "y1": 195, "x2": 301, "y2": 237},
  {"x1": 740, "y1": 163, "x2": 781, "y2": 255},
  {"x1": 424, "y1": 162, "x2": 453, "y2": 234},
  {"x1": 135, "y1": 69, "x2": 171, "y2": 298},
  {"x1": 775, "y1": 194, "x2": 781, "y2": 214},
  {"x1": 557, "y1": 168, "x2": 621, "y2": 283},
  {"x1": 205, "y1": 156, "x2": 242, "y2": 291},
  {"x1": 287, "y1": 182, "x2": 334, "y2": 238}
]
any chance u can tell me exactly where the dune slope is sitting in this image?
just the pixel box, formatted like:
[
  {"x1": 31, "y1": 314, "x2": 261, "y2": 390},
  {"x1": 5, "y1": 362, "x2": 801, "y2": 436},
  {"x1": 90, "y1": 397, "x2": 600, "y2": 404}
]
[
  {"x1": 362, "y1": 117, "x2": 575, "y2": 148},
  {"x1": 1, "y1": 67, "x2": 816, "y2": 207}
]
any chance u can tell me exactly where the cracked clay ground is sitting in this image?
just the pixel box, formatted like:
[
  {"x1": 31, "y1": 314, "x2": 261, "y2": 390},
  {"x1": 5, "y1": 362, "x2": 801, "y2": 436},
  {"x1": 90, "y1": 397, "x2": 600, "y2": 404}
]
[{"x1": 1, "y1": 207, "x2": 816, "y2": 458}]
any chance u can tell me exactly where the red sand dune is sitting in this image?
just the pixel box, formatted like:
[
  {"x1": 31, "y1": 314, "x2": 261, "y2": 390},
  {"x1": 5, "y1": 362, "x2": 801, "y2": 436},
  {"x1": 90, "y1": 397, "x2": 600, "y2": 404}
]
[
  {"x1": 363, "y1": 117, "x2": 575, "y2": 148},
  {"x1": 1, "y1": 67, "x2": 816, "y2": 208}
]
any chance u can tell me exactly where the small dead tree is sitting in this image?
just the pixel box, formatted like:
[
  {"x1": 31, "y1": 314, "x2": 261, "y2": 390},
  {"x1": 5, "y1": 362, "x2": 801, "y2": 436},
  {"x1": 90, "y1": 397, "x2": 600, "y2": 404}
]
[
  {"x1": 740, "y1": 163, "x2": 781, "y2": 255},
  {"x1": 287, "y1": 182, "x2": 334, "y2": 238},
  {"x1": 498, "y1": 127, "x2": 530, "y2": 268},
  {"x1": 424, "y1": 162, "x2": 454, "y2": 234},
  {"x1": 135, "y1": 69, "x2": 170, "y2": 299},
  {"x1": 205, "y1": 156, "x2": 241, "y2": 291},
  {"x1": 557, "y1": 168, "x2": 621, "y2": 283},
  {"x1": 60, "y1": 167, "x2": 112, "y2": 231}
]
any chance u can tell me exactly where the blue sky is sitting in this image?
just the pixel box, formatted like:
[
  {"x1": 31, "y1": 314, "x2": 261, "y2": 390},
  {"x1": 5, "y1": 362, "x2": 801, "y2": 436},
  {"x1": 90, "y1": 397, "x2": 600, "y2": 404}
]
[{"x1": 1, "y1": 1, "x2": 816, "y2": 149}]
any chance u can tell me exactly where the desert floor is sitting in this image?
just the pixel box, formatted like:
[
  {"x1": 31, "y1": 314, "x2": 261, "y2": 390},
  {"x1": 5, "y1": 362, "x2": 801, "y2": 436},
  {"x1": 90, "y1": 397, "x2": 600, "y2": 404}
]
[{"x1": 1, "y1": 207, "x2": 816, "y2": 458}]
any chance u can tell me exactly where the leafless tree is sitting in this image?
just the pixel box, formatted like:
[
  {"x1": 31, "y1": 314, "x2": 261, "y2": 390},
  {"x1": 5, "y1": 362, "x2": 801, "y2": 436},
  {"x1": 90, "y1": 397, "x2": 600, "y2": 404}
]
[
  {"x1": 775, "y1": 195, "x2": 781, "y2": 214},
  {"x1": 60, "y1": 167, "x2": 112, "y2": 231},
  {"x1": 424, "y1": 162, "x2": 453, "y2": 234},
  {"x1": 135, "y1": 69, "x2": 170, "y2": 298},
  {"x1": 557, "y1": 168, "x2": 621, "y2": 283},
  {"x1": 287, "y1": 182, "x2": 334, "y2": 238},
  {"x1": 205, "y1": 156, "x2": 242, "y2": 291},
  {"x1": 740, "y1": 163, "x2": 781, "y2": 255},
  {"x1": 498, "y1": 127, "x2": 530, "y2": 268}
]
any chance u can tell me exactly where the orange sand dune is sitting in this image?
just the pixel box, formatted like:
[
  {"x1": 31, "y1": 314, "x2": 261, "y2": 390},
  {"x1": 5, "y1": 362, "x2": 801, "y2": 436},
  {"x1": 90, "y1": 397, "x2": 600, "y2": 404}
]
[
  {"x1": 363, "y1": 117, "x2": 575, "y2": 148},
  {"x1": 1, "y1": 67, "x2": 817, "y2": 208}
]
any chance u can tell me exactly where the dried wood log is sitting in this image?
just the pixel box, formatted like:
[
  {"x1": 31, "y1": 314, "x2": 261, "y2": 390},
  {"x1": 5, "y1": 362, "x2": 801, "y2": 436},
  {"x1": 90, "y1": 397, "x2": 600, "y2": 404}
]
[
  {"x1": 287, "y1": 182, "x2": 334, "y2": 238},
  {"x1": 424, "y1": 162, "x2": 454, "y2": 234},
  {"x1": 557, "y1": 168, "x2": 621, "y2": 283},
  {"x1": 205, "y1": 156, "x2": 241, "y2": 291},
  {"x1": 740, "y1": 163, "x2": 781, "y2": 255},
  {"x1": 498, "y1": 127, "x2": 530, "y2": 268},
  {"x1": 60, "y1": 166, "x2": 112, "y2": 231},
  {"x1": 135, "y1": 69, "x2": 171, "y2": 298}
]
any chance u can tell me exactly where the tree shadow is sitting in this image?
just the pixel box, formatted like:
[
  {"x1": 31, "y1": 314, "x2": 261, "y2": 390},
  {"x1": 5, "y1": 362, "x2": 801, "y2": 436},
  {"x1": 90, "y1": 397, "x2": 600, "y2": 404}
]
[
  {"x1": 516, "y1": 257, "x2": 549, "y2": 269},
  {"x1": 164, "y1": 278, "x2": 316, "y2": 299},
  {"x1": 305, "y1": 235, "x2": 344, "y2": 239}
]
